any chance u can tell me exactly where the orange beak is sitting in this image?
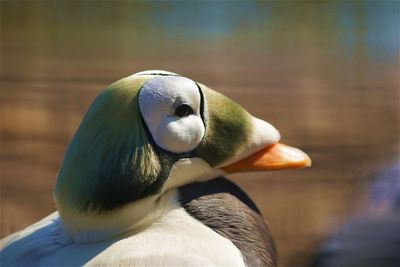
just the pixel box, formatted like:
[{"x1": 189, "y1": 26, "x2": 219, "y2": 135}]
[{"x1": 221, "y1": 143, "x2": 311, "y2": 173}]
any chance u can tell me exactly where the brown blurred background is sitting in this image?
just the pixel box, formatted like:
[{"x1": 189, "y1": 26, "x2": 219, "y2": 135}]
[{"x1": 1, "y1": 1, "x2": 399, "y2": 267}]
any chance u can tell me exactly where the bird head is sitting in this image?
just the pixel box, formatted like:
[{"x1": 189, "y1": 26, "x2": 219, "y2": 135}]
[{"x1": 54, "y1": 70, "x2": 310, "y2": 241}]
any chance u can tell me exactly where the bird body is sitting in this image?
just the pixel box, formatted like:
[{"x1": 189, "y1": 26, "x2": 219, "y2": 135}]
[{"x1": 1, "y1": 70, "x2": 311, "y2": 266}]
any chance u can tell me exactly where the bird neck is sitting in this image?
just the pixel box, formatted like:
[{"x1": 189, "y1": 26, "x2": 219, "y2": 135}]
[
  {"x1": 54, "y1": 158, "x2": 222, "y2": 244},
  {"x1": 56, "y1": 189, "x2": 178, "y2": 244}
]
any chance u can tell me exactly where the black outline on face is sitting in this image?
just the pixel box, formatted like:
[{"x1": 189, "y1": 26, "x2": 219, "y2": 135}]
[{"x1": 132, "y1": 78, "x2": 207, "y2": 203}]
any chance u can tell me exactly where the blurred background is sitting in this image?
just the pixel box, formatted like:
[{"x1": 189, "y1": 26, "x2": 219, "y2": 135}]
[{"x1": 1, "y1": 1, "x2": 399, "y2": 267}]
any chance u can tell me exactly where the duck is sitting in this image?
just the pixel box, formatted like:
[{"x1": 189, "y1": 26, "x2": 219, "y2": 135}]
[{"x1": 0, "y1": 70, "x2": 311, "y2": 267}]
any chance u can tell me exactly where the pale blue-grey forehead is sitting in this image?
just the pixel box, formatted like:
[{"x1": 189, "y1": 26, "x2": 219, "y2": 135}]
[
  {"x1": 138, "y1": 76, "x2": 201, "y2": 111},
  {"x1": 134, "y1": 70, "x2": 179, "y2": 76},
  {"x1": 138, "y1": 75, "x2": 206, "y2": 154}
]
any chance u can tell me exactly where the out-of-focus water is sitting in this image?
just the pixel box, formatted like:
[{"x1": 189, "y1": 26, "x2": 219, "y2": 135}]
[{"x1": 1, "y1": 2, "x2": 399, "y2": 267}]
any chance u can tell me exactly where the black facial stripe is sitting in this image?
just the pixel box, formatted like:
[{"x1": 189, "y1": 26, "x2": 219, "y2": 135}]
[
  {"x1": 196, "y1": 82, "x2": 206, "y2": 129},
  {"x1": 136, "y1": 72, "x2": 180, "y2": 76},
  {"x1": 128, "y1": 80, "x2": 207, "y2": 200},
  {"x1": 137, "y1": 104, "x2": 200, "y2": 198}
]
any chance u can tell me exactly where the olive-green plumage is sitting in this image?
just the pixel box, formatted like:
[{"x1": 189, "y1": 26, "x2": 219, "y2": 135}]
[
  {"x1": 55, "y1": 75, "x2": 160, "y2": 212},
  {"x1": 196, "y1": 84, "x2": 251, "y2": 167}
]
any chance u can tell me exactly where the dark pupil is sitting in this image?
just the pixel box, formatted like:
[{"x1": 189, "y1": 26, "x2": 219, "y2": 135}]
[{"x1": 175, "y1": 104, "x2": 194, "y2": 117}]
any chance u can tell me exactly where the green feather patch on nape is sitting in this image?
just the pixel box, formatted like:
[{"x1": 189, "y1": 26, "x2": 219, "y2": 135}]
[
  {"x1": 196, "y1": 84, "x2": 251, "y2": 167},
  {"x1": 54, "y1": 75, "x2": 161, "y2": 213}
]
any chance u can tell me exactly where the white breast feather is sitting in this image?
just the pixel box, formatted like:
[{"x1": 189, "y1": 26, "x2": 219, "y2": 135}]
[{"x1": 1, "y1": 207, "x2": 245, "y2": 267}]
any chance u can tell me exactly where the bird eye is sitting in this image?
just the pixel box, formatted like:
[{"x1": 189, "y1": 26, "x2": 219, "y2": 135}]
[{"x1": 174, "y1": 104, "x2": 194, "y2": 117}]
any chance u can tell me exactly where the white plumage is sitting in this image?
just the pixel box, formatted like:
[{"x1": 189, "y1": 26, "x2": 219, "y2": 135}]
[{"x1": 1, "y1": 191, "x2": 245, "y2": 267}]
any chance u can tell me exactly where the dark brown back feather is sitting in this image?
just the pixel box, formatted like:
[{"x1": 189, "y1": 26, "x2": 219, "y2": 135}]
[{"x1": 178, "y1": 177, "x2": 278, "y2": 267}]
